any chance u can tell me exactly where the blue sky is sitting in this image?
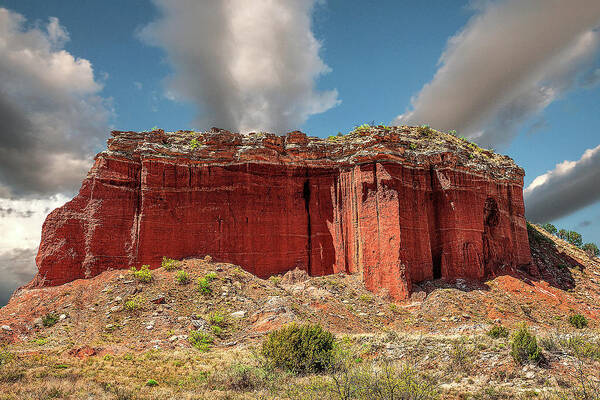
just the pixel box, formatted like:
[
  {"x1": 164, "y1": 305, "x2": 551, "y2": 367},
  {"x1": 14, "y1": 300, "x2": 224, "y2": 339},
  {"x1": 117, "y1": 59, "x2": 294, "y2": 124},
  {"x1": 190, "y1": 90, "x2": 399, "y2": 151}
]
[{"x1": 0, "y1": 0, "x2": 599, "y2": 305}]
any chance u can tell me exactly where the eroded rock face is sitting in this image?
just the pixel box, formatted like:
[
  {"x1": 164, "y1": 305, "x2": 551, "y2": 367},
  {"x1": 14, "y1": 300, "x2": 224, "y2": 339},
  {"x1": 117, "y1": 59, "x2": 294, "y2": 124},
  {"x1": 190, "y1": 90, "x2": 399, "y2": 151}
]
[{"x1": 34, "y1": 127, "x2": 532, "y2": 299}]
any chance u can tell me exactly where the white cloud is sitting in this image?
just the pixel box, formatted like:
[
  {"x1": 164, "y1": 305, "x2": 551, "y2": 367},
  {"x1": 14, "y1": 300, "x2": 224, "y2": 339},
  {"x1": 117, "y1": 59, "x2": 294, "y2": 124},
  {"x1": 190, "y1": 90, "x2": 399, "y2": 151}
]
[
  {"x1": 525, "y1": 144, "x2": 600, "y2": 222},
  {"x1": 0, "y1": 7, "x2": 111, "y2": 196},
  {"x1": 140, "y1": 0, "x2": 340, "y2": 134},
  {"x1": 0, "y1": 195, "x2": 68, "y2": 305},
  {"x1": 395, "y1": 0, "x2": 600, "y2": 148}
]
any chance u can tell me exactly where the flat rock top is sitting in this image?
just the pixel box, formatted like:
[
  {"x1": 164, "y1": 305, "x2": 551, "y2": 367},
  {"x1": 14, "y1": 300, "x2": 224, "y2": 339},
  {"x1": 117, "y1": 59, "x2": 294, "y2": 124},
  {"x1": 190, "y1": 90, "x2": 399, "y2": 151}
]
[{"x1": 105, "y1": 125, "x2": 524, "y2": 180}]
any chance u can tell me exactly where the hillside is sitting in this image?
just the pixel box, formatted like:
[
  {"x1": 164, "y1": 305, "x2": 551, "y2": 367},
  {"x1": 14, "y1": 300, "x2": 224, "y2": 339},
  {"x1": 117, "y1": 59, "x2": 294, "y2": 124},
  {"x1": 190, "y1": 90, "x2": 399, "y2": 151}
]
[{"x1": 1, "y1": 224, "x2": 599, "y2": 399}]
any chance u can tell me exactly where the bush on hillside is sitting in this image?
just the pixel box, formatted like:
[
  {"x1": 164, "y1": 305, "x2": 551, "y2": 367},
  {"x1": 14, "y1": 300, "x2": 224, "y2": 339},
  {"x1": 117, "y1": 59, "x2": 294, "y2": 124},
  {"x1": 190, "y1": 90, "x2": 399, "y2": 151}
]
[
  {"x1": 541, "y1": 223, "x2": 557, "y2": 235},
  {"x1": 131, "y1": 265, "x2": 152, "y2": 283},
  {"x1": 582, "y1": 243, "x2": 599, "y2": 258},
  {"x1": 487, "y1": 325, "x2": 509, "y2": 339},
  {"x1": 261, "y1": 323, "x2": 334, "y2": 374},
  {"x1": 161, "y1": 257, "x2": 179, "y2": 271},
  {"x1": 569, "y1": 314, "x2": 588, "y2": 329},
  {"x1": 510, "y1": 325, "x2": 542, "y2": 365}
]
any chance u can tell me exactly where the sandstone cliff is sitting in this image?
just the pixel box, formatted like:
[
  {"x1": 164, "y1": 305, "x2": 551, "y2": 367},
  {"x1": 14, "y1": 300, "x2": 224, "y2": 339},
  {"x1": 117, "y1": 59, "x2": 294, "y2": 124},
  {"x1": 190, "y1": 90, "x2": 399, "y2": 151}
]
[{"x1": 34, "y1": 126, "x2": 532, "y2": 299}]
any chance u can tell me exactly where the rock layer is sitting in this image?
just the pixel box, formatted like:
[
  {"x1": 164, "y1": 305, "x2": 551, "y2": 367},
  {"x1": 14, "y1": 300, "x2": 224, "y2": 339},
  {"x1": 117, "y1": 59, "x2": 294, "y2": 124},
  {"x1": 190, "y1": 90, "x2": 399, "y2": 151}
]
[{"x1": 34, "y1": 127, "x2": 532, "y2": 299}]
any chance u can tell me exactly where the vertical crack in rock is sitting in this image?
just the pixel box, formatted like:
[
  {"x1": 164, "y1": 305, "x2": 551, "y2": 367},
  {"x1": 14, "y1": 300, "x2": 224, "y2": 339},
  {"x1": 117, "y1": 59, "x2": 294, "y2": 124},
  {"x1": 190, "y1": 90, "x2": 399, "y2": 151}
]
[
  {"x1": 303, "y1": 178, "x2": 312, "y2": 276},
  {"x1": 428, "y1": 166, "x2": 442, "y2": 280}
]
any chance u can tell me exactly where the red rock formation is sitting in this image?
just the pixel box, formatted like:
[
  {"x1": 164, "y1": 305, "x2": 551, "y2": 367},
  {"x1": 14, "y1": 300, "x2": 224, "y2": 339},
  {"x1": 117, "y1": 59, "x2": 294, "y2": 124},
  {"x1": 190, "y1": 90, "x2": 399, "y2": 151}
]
[{"x1": 34, "y1": 127, "x2": 532, "y2": 299}]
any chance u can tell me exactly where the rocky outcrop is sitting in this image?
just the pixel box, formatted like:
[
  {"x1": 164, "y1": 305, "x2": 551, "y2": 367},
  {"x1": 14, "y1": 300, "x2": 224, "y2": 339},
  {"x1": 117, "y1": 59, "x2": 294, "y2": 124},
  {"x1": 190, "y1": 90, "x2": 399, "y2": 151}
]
[{"x1": 34, "y1": 126, "x2": 532, "y2": 299}]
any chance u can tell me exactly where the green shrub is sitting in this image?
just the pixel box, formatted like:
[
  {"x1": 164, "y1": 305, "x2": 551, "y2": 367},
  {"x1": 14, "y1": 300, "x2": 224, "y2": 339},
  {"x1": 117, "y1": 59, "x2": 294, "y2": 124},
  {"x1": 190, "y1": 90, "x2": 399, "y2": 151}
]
[
  {"x1": 569, "y1": 314, "x2": 588, "y2": 329},
  {"x1": 204, "y1": 272, "x2": 218, "y2": 282},
  {"x1": 566, "y1": 231, "x2": 583, "y2": 247},
  {"x1": 261, "y1": 323, "x2": 334, "y2": 374},
  {"x1": 161, "y1": 257, "x2": 179, "y2": 271},
  {"x1": 211, "y1": 325, "x2": 223, "y2": 337},
  {"x1": 145, "y1": 379, "x2": 159, "y2": 387},
  {"x1": 0, "y1": 348, "x2": 14, "y2": 366},
  {"x1": 510, "y1": 325, "x2": 542, "y2": 364},
  {"x1": 417, "y1": 124, "x2": 432, "y2": 136},
  {"x1": 582, "y1": 243, "x2": 599, "y2": 258},
  {"x1": 42, "y1": 313, "x2": 59, "y2": 327},
  {"x1": 131, "y1": 265, "x2": 152, "y2": 283},
  {"x1": 487, "y1": 325, "x2": 509, "y2": 339},
  {"x1": 197, "y1": 277, "x2": 211, "y2": 295},
  {"x1": 541, "y1": 223, "x2": 557, "y2": 235},
  {"x1": 189, "y1": 331, "x2": 213, "y2": 352},
  {"x1": 124, "y1": 298, "x2": 139, "y2": 312},
  {"x1": 209, "y1": 311, "x2": 226, "y2": 327},
  {"x1": 175, "y1": 270, "x2": 189, "y2": 285}
]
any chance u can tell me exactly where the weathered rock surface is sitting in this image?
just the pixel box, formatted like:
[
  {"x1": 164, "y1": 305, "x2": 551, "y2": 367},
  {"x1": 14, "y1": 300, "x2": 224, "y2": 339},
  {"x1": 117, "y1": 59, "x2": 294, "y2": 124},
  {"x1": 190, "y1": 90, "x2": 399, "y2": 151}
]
[{"x1": 33, "y1": 126, "x2": 532, "y2": 299}]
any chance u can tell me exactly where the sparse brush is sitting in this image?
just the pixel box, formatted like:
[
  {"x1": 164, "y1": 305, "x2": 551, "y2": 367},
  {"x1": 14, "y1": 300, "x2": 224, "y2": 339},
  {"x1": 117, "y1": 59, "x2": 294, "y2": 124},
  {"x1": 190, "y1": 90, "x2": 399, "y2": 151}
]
[
  {"x1": 42, "y1": 313, "x2": 59, "y2": 327},
  {"x1": 175, "y1": 270, "x2": 189, "y2": 285},
  {"x1": 261, "y1": 323, "x2": 334, "y2": 374},
  {"x1": 0, "y1": 347, "x2": 14, "y2": 366},
  {"x1": 510, "y1": 324, "x2": 542, "y2": 365},
  {"x1": 124, "y1": 298, "x2": 139, "y2": 312},
  {"x1": 205, "y1": 271, "x2": 218, "y2": 282},
  {"x1": 209, "y1": 311, "x2": 226, "y2": 327},
  {"x1": 417, "y1": 124, "x2": 432, "y2": 136},
  {"x1": 569, "y1": 314, "x2": 588, "y2": 329},
  {"x1": 161, "y1": 257, "x2": 179, "y2": 271},
  {"x1": 145, "y1": 379, "x2": 159, "y2": 387},
  {"x1": 487, "y1": 325, "x2": 509, "y2": 339},
  {"x1": 131, "y1": 265, "x2": 152, "y2": 283},
  {"x1": 189, "y1": 331, "x2": 213, "y2": 352},
  {"x1": 197, "y1": 277, "x2": 211, "y2": 295}
]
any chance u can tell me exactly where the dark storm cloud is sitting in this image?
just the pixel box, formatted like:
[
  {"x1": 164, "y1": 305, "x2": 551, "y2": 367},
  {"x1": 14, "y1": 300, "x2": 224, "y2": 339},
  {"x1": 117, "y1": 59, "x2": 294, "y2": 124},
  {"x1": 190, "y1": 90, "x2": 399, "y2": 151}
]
[
  {"x1": 525, "y1": 144, "x2": 600, "y2": 223},
  {"x1": 395, "y1": 0, "x2": 600, "y2": 148},
  {"x1": 0, "y1": 247, "x2": 36, "y2": 307},
  {"x1": 0, "y1": 8, "x2": 111, "y2": 196},
  {"x1": 140, "y1": 0, "x2": 339, "y2": 134}
]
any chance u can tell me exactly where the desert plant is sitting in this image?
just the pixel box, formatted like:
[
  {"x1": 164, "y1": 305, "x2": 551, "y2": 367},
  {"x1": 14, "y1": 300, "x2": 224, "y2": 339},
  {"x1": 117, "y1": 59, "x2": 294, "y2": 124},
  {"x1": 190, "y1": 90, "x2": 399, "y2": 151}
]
[
  {"x1": 145, "y1": 379, "x2": 159, "y2": 387},
  {"x1": 448, "y1": 338, "x2": 474, "y2": 373},
  {"x1": 261, "y1": 323, "x2": 334, "y2": 374},
  {"x1": 204, "y1": 271, "x2": 218, "y2": 282},
  {"x1": 209, "y1": 311, "x2": 226, "y2": 327},
  {"x1": 541, "y1": 223, "x2": 557, "y2": 235},
  {"x1": 42, "y1": 313, "x2": 59, "y2": 327},
  {"x1": 0, "y1": 348, "x2": 14, "y2": 366},
  {"x1": 161, "y1": 257, "x2": 179, "y2": 271},
  {"x1": 510, "y1": 324, "x2": 542, "y2": 364},
  {"x1": 582, "y1": 243, "x2": 599, "y2": 258},
  {"x1": 189, "y1": 331, "x2": 213, "y2": 352},
  {"x1": 197, "y1": 277, "x2": 211, "y2": 295},
  {"x1": 566, "y1": 231, "x2": 583, "y2": 247},
  {"x1": 190, "y1": 138, "x2": 202, "y2": 150},
  {"x1": 417, "y1": 124, "x2": 432, "y2": 136},
  {"x1": 569, "y1": 314, "x2": 588, "y2": 329},
  {"x1": 175, "y1": 270, "x2": 189, "y2": 285},
  {"x1": 124, "y1": 297, "x2": 139, "y2": 312},
  {"x1": 487, "y1": 325, "x2": 509, "y2": 339},
  {"x1": 131, "y1": 265, "x2": 152, "y2": 283}
]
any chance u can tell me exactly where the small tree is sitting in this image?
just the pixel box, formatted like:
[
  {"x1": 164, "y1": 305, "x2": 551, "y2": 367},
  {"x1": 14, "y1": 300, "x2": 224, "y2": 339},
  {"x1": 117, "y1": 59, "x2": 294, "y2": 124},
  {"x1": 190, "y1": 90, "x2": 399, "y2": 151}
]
[
  {"x1": 261, "y1": 323, "x2": 334, "y2": 374},
  {"x1": 582, "y1": 243, "x2": 599, "y2": 258},
  {"x1": 541, "y1": 223, "x2": 557, "y2": 235},
  {"x1": 558, "y1": 229, "x2": 568, "y2": 240},
  {"x1": 510, "y1": 324, "x2": 542, "y2": 365},
  {"x1": 566, "y1": 231, "x2": 583, "y2": 248}
]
